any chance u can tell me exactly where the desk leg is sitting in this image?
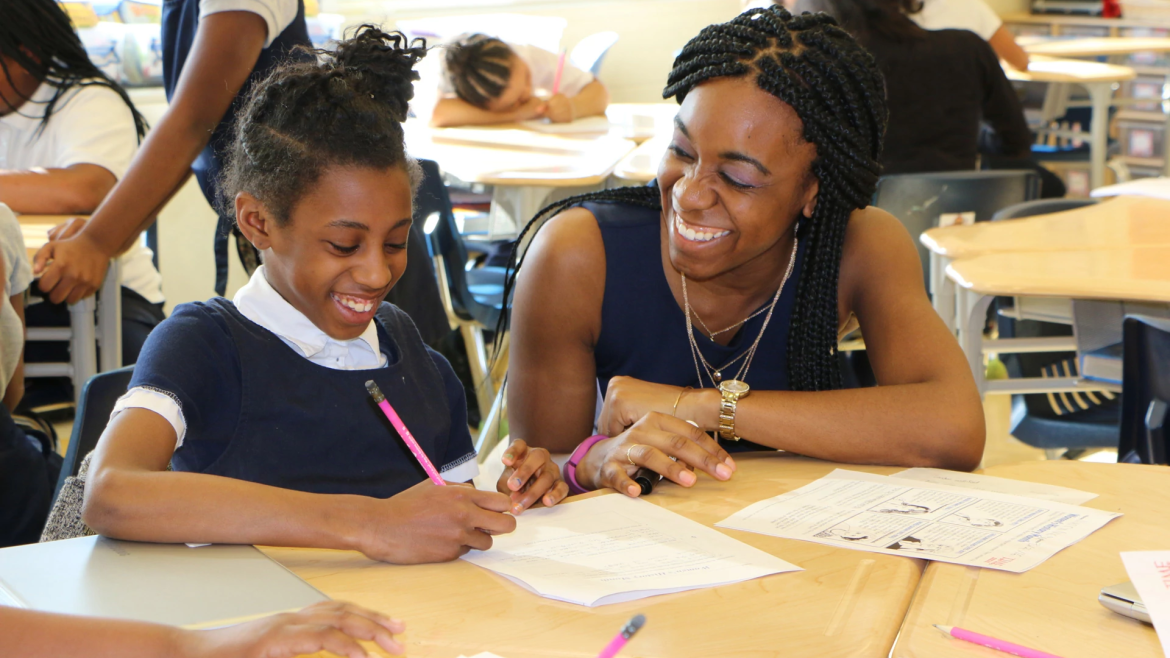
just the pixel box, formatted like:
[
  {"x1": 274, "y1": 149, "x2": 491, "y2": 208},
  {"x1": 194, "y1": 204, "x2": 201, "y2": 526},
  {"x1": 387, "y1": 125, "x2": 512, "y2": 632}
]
[
  {"x1": 97, "y1": 258, "x2": 122, "y2": 373},
  {"x1": 957, "y1": 288, "x2": 993, "y2": 398},
  {"x1": 1086, "y1": 82, "x2": 1112, "y2": 190},
  {"x1": 930, "y1": 252, "x2": 956, "y2": 336},
  {"x1": 68, "y1": 297, "x2": 97, "y2": 404}
]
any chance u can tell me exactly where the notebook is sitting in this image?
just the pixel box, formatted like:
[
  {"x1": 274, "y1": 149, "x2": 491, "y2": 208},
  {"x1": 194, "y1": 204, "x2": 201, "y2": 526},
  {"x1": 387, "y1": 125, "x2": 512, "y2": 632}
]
[{"x1": 0, "y1": 536, "x2": 329, "y2": 629}]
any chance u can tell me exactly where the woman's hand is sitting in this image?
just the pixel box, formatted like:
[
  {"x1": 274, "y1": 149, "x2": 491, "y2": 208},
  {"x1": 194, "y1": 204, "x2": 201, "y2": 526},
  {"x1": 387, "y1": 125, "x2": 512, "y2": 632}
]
[
  {"x1": 47, "y1": 216, "x2": 88, "y2": 241},
  {"x1": 497, "y1": 439, "x2": 569, "y2": 514},
  {"x1": 577, "y1": 412, "x2": 736, "y2": 497},
  {"x1": 598, "y1": 376, "x2": 718, "y2": 436},
  {"x1": 181, "y1": 600, "x2": 405, "y2": 658},
  {"x1": 354, "y1": 481, "x2": 517, "y2": 564}
]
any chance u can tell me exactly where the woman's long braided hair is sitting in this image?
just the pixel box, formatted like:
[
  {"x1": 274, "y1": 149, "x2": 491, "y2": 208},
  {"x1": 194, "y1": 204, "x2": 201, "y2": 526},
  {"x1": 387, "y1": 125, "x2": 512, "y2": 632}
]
[
  {"x1": 0, "y1": 0, "x2": 147, "y2": 140},
  {"x1": 497, "y1": 6, "x2": 887, "y2": 391}
]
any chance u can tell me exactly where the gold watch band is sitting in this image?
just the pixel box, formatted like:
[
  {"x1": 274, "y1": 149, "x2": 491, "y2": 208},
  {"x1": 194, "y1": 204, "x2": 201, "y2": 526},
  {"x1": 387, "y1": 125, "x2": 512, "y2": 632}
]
[{"x1": 718, "y1": 397, "x2": 740, "y2": 441}]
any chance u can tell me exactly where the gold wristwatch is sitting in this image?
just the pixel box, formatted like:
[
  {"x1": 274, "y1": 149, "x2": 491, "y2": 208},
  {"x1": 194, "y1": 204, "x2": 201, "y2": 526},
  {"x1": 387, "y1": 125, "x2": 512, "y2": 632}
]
[{"x1": 717, "y1": 380, "x2": 750, "y2": 441}]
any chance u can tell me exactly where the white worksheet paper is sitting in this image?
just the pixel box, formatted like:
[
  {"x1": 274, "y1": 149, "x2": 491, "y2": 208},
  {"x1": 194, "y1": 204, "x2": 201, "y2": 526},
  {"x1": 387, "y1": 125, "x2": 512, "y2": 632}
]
[
  {"x1": 890, "y1": 468, "x2": 1098, "y2": 506},
  {"x1": 461, "y1": 494, "x2": 800, "y2": 607},
  {"x1": 716, "y1": 470, "x2": 1119, "y2": 573},
  {"x1": 1122, "y1": 551, "x2": 1170, "y2": 658}
]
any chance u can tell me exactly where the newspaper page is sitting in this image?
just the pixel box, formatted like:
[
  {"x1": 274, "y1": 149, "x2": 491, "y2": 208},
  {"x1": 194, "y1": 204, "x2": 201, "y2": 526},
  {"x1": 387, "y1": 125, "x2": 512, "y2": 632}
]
[{"x1": 716, "y1": 469, "x2": 1120, "y2": 573}]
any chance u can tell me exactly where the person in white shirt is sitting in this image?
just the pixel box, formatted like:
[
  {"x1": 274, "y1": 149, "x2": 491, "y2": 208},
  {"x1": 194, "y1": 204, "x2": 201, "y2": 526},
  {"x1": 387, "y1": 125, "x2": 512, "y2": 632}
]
[
  {"x1": 423, "y1": 33, "x2": 610, "y2": 127},
  {"x1": 0, "y1": 0, "x2": 166, "y2": 370},
  {"x1": 907, "y1": 0, "x2": 1030, "y2": 71}
]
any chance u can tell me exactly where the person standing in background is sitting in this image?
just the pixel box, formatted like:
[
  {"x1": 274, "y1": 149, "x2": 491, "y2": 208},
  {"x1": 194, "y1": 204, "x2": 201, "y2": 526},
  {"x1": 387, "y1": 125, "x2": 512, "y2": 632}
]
[
  {"x1": 33, "y1": 0, "x2": 311, "y2": 302},
  {"x1": 0, "y1": 0, "x2": 165, "y2": 367}
]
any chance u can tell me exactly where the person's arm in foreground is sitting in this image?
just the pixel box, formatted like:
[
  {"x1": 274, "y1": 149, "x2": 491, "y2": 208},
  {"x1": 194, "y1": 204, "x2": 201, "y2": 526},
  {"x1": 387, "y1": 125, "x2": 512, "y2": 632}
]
[
  {"x1": 2, "y1": 289, "x2": 25, "y2": 411},
  {"x1": 84, "y1": 409, "x2": 517, "y2": 564},
  {"x1": 33, "y1": 11, "x2": 268, "y2": 304},
  {"x1": 0, "y1": 601, "x2": 405, "y2": 658}
]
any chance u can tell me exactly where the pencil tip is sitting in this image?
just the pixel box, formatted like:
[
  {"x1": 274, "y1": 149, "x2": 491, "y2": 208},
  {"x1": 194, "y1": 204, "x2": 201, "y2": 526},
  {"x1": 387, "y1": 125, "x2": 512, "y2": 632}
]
[{"x1": 933, "y1": 624, "x2": 951, "y2": 633}]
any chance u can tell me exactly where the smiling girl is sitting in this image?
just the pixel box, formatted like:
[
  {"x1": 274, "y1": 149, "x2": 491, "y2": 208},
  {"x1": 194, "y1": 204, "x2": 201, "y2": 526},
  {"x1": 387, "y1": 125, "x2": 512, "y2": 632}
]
[
  {"x1": 505, "y1": 7, "x2": 985, "y2": 497},
  {"x1": 81, "y1": 27, "x2": 566, "y2": 563}
]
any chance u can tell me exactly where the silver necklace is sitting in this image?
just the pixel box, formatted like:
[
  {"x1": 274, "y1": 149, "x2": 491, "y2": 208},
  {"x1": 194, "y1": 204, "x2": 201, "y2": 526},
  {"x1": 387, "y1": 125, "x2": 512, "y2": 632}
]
[{"x1": 683, "y1": 235, "x2": 799, "y2": 387}]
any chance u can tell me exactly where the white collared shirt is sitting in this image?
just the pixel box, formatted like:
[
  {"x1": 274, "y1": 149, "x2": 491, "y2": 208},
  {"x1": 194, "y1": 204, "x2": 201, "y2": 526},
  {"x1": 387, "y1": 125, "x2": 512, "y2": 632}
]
[{"x1": 113, "y1": 266, "x2": 389, "y2": 446}]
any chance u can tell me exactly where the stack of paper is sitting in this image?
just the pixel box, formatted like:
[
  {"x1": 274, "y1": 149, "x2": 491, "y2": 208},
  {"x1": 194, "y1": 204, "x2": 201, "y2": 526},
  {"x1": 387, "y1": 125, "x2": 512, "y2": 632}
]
[
  {"x1": 716, "y1": 469, "x2": 1119, "y2": 573},
  {"x1": 462, "y1": 494, "x2": 800, "y2": 607}
]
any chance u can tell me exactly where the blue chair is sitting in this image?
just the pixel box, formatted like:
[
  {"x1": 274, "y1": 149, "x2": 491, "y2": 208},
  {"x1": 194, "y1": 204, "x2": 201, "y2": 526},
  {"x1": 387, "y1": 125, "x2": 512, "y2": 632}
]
[
  {"x1": 52, "y1": 365, "x2": 134, "y2": 504},
  {"x1": 1118, "y1": 315, "x2": 1170, "y2": 465},
  {"x1": 570, "y1": 31, "x2": 619, "y2": 78},
  {"x1": 990, "y1": 198, "x2": 1119, "y2": 458},
  {"x1": 873, "y1": 170, "x2": 1041, "y2": 289},
  {"x1": 416, "y1": 160, "x2": 507, "y2": 420},
  {"x1": 990, "y1": 197, "x2": 1098, "y2": 221}
]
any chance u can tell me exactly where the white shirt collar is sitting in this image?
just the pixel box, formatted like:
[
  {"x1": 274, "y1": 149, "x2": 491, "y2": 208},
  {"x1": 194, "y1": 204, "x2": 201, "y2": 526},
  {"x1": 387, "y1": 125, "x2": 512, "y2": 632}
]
[{"x1": 233, "y1": 266, "x2": 386, "y2": 368}]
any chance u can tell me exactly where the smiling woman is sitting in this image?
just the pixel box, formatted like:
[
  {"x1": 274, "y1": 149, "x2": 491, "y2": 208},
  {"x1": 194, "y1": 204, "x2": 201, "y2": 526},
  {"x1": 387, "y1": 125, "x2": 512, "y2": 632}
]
[{"x1": 504, "y1": 5, "x2": 986, "y2": 498}]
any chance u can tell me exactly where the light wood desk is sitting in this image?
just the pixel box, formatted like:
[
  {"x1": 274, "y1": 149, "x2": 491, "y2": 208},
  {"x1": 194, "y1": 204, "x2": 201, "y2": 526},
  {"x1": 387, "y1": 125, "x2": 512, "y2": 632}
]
[
  {"x1": 605, "y1": 103, "x2": 678, "y2": 144},
  {"x1": 1022, "y1": 36, "x2": 1170, "y2": 58},
  {"x1": 1005, "y1": 56, "x2": 1136, "y2": 190},
  {"x1": 947, "y1": 246, "x2": 1170, "y2": 398},
  {"x1": 921, "y1": 195, "x2": 1170, "y2": 340},
  {"x1": 613, "y1": 135, "x2": 668, "y2": 183},
  {"x1": 404, "y1": 121, "x2": 636, "y2": 238},
  {"x1": 265, "y1": 453, "x2": 925, "y2": 658},
  {"x1": 17, "y1": 214, "x2": 121, "y2": 401},
  {"x1": 893, "y1": 460, "x2": 1170, "y2": 658}
]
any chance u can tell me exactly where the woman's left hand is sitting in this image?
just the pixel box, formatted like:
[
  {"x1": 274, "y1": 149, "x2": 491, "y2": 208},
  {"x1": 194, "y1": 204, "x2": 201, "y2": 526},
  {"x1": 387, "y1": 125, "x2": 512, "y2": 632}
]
[
  {"x1": 598, "y1": 376, "x2": 712, "y2": 437},
  {"x1": 497, "y1": 439, "x2": 570, "y2": 514}
]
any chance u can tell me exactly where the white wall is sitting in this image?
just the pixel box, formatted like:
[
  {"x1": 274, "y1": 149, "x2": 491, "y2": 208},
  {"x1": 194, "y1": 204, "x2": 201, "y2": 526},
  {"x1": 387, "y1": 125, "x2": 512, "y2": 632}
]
[
  {"x1": 984, "y1": 0, "x2": 1030, "y2": 14},
  {"x1": 330, "y1": 0, "x2": 743, "y2": 102}
]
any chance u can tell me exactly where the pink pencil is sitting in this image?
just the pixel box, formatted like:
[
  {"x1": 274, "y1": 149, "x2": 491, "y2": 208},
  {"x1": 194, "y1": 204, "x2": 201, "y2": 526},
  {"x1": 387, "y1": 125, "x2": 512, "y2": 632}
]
[
  {"x1": 597, "y1": 614, "x2": 645, "y2": 658},
  {"x1": 934, "y1": 625, "x2": 1064, "y2": 658},
  {"x1": 365, "y1": 380, "x2": 445, "y2": 486},
  {"x1": 552, "y1": 48, "x2": 566, "y2": 95}
]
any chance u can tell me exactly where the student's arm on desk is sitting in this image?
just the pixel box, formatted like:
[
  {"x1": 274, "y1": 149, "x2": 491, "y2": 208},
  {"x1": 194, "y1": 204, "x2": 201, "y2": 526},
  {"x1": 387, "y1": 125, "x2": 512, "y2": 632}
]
[
  {"x1": 543, "y1": 79, "x2": 610, "y2": 124},
  {"x1": 33, "y1": 11, "x2": 268, "y2": 305},
  {"x1": 0, "y1": 600, "x2": 406, "y2": 658},
  {"x1": 83, "y1": 409, "x2": 517, "y2": 564},
  {"x1": 0, "y1": 164, "x2": 116, "y2": 215},
  {"x1": 429, "y1": 95, "x2": 547, "y2": 127},
  {"x1": 588, "y1": 208, "x2": 984, "y2": 488}
]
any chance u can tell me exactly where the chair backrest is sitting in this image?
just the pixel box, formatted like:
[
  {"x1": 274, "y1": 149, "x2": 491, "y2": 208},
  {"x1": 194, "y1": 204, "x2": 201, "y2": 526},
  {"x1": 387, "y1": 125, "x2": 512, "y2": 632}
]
[
  {"x1": 416, "y1": 159, "x2": 483, "y2": 323},
  {"x1": 873, "y1": 170, "x2": 1041, "y2": 286},
  {"x1": 1118, "y1": 314, "x2": 1170, "y2": 465},
  {"x1": 53, "y1": 365, "x2": 134, "y2": 500},
  {"x1": 569, "y1": 31, "x2": 619, "y2": 77},
  {"x1": 991, "y1": 198, "x2": 1098, "y2": 221}
]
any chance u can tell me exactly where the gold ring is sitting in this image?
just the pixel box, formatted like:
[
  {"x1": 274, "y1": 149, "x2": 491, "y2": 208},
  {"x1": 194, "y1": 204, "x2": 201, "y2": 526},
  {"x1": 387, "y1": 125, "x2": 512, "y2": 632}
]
[{"x1": 626, "y1": 444, "x2": 641, "y2": 466}]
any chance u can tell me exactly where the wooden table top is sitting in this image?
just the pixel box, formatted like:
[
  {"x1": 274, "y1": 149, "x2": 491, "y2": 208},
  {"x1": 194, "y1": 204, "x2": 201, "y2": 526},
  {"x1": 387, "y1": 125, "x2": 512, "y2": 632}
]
[
  {"x1": 404, "y1": 121, "x2": 636, "y2": 188},
  {"x1": 1022, "y1": 36, "x2": 1170, "y2": 57},
  {"x1": 892, "y1": 461, "x2": 1170, "y2": 658},
  {"x1": 947, "y1": 246, "x2": 1170, "y2": 303},
  {"x1": 1005, "y1": 56, "x2": 1136, "y2": 84},
  {"x1": 613, "y1": 135, "x2": 668, "y2": 183},
  {"x1": 920, "y1": 195, "x2": 1170, "y2": 259},
  {"x1": 265, "y1": 453, "x2": 925, "y2": 658}
]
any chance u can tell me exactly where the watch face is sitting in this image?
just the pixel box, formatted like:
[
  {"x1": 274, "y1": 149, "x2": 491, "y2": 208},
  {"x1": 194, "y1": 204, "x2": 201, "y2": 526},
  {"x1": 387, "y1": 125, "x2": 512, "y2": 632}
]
[{"x1": 720, "y1": 380, "x2": 750, "y2": 395}]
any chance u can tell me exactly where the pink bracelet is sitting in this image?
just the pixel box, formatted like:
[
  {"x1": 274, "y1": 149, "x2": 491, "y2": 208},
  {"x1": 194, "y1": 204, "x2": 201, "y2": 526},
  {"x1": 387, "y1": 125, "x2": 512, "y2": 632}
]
[{"x1": 563, "y1": 434, "x2": 609, "y2": 496}]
